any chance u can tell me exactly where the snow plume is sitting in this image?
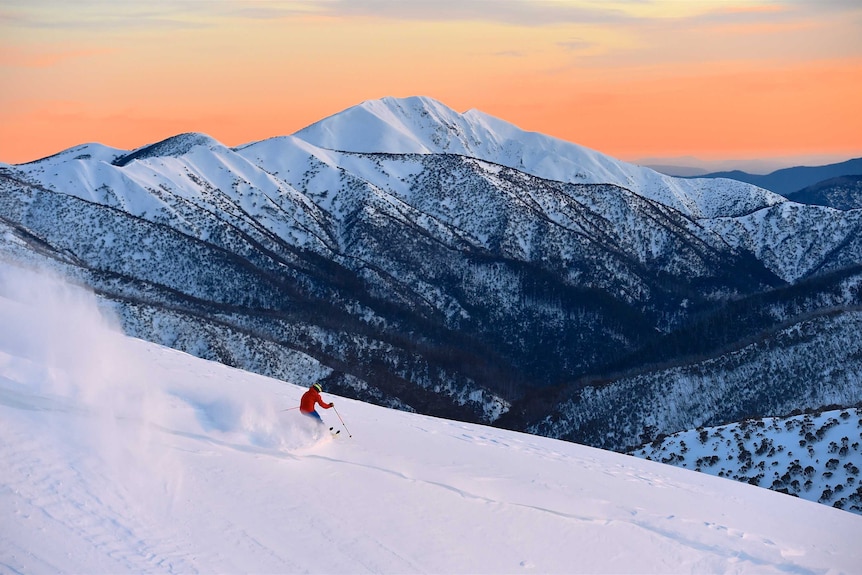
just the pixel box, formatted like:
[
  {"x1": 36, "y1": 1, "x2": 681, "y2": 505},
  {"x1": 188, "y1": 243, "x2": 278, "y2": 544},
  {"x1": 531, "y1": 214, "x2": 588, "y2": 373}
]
[
  {"x1": 0, "y1": 263, "x2": 175, "y2": 487},
  {"x1": 0, "y1": 262, "x2": 323, "y2": 459},
  {"x1": 166, "y1": 383, "x2": 327, "y2": 452},
  {"x1": 0, "y1": 263, "x2": 325, "y2": 560},
  {"x1": 0, "y1": 263, "x2": 133, "y2": 401}
]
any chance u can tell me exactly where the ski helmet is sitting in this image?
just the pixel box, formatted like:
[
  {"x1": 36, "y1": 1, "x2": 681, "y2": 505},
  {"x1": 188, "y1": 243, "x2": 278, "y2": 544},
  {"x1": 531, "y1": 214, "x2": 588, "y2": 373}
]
[{"x1": 313, "y1": 383, "x2": 322, "y2": 392}]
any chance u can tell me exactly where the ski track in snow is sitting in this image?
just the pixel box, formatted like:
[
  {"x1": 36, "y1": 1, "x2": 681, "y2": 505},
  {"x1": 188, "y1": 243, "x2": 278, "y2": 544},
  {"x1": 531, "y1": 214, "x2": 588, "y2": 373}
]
[
  {"x1": 0, "y1": 370, "x2": 321, "y2": 574},
  {"x1": 1, "y1": 410, "x2": 196, "y2": 573},
  {"x1": 2, "y1": 368, "x2": 859, "y2": 574}
]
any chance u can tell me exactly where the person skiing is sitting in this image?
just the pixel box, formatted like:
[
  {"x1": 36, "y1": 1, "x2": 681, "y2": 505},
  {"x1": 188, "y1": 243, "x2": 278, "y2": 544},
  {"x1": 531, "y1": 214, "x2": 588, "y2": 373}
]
[{"x1": 300, "y1": 382, "x2": 334, "y2": 424}]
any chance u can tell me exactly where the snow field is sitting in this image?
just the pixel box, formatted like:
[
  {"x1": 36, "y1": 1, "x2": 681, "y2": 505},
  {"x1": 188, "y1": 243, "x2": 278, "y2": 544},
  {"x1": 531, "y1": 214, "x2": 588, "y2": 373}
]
[{"x1": 1, "y1": 263, "x2": 861, "y2": 574}]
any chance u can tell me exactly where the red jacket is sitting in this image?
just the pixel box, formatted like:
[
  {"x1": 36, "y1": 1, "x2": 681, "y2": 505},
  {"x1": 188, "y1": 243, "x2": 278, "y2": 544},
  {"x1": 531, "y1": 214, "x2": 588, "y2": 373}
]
[{"x1": 300, "y1": 386, "x2": 333, "y2": 414}]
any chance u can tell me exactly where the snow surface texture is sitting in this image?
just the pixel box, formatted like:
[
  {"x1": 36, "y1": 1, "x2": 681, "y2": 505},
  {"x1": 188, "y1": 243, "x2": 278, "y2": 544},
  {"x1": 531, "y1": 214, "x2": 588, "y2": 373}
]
[
  {"x1": 630, "y1": 409, "x2": 862, "y2": 514},
  {"x1": 2, "y1": 262, "x2": 861, "y2": 574}
]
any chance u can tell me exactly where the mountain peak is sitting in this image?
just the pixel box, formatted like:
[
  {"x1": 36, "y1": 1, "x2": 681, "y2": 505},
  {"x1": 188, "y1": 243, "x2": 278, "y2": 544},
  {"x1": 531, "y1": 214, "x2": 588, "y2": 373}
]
[
  {"x1": 290, "y1": 95, "x2": 782, "y2": 218},
  {"x1": 112, "y1": 132, "x2": 223, "y2": 167},
  {"x1": 15, "y1": 142, "x2": 127, "y2": 166},
  {"x1": 293, "y1": 95, "x2": 481, "y2": 155}
]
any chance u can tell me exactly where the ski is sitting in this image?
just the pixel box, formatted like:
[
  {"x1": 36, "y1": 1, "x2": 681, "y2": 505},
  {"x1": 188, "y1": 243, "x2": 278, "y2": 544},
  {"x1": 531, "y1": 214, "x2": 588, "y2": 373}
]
[{"x1": 330, "y1": 426, "x2": 341, "y2": 436}]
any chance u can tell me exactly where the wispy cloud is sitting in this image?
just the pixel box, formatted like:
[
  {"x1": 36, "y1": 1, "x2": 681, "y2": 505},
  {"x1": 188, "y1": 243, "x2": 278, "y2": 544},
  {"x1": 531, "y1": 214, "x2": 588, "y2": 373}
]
[
  {"x1": 2, "y1": 0, "x2": 217, "y2": 31},
  {"x1": 310, "y1": 0, "x2": 634, "y2": 26},
  {"x1": 7, "y1": 0, "x2": 861, "y2": 31},
  {"x1": 494, "y1": 50, "x2": 528, "y2": 58},
  {"x1": 558, "y1": 38, "x2": 595, "y2": 52},
  {"x1": 9, "y1": 0, "x2": 858, "y2": 32},
  {"x1": 304, "y1": 0, "x2": 861, "y2": 27}
]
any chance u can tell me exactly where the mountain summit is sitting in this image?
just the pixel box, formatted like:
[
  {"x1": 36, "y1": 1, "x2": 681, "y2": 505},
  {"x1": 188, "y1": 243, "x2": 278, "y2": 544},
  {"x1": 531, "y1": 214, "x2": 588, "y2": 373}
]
[
  {"x1": 293, "y1": 96, "x2": 783, "y2": 219},
  {"x1": 295, "y1": 95, "x2": 487, "y2": 155}
]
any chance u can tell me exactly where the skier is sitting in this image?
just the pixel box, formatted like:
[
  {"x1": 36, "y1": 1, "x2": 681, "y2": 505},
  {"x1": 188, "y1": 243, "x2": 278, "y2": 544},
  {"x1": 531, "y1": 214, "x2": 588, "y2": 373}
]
[{"x1": 300, "y1": 382, "x2": 334, "y2": 425}]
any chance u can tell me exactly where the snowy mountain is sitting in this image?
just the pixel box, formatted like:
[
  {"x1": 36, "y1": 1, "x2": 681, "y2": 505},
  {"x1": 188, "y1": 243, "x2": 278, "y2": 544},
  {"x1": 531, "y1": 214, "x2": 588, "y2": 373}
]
[
  {"x1": 2, "y1": 265, "x2": 861, "y2": 573},
  {"x1": 515, "y1": 303, "x2": 862, "y2": 453},
  {"x1": 2, "y1": 96, "x2": 862, "y2": 469},
  {"x1": 294, "y1": 96, "x2": 785, "y2": 219},
  {"x1": 785, "y1": 175, "x2": 862, "y2": 210}
]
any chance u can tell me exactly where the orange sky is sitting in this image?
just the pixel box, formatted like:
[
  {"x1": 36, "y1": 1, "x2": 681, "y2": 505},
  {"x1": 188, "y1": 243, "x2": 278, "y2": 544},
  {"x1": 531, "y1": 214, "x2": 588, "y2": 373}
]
[{"x1": 2, "y1": 1, "x2": 861, "y2": 168}]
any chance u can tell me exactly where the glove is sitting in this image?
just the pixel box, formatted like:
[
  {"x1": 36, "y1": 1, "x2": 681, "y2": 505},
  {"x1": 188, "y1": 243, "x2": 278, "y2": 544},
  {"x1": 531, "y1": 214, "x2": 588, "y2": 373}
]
[{"x1": 329, "y1": 402, "x2": 335, "y2": 408}]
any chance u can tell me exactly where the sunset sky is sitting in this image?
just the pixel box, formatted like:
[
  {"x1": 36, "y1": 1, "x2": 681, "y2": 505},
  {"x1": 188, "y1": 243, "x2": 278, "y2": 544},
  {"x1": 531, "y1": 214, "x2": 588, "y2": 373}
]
[{"x1": 2, "y1": 0, "x2": 860, "y2": 169}]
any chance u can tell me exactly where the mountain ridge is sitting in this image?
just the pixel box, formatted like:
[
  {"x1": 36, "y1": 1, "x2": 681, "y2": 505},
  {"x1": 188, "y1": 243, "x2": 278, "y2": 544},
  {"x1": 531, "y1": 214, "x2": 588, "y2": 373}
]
[
  {"x1": 289, "y1": 96, "x2": 786, "y2": 220},
  {"x1": 689, "y1": 157, "x2": 862, "y2": 196},
  {"x1": 785, "y1": 174, "x2": 862, "y2": 210}
]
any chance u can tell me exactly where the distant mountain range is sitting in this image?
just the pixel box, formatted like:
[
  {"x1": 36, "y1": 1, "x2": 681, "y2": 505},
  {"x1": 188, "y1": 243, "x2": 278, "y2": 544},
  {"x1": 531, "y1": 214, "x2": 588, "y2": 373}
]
[
  {"x1": 2, "y1": 96, "x2": 861, "y2": 462},
  {"x1": 667, "y1": 157, "x2": 862, "y2": 197},
  {"x1": 641, "y1": 164, "x2": 712, "y2": 177},
  {"x1": 639, "y1": 155, "x2": 857, "y2": 177}
]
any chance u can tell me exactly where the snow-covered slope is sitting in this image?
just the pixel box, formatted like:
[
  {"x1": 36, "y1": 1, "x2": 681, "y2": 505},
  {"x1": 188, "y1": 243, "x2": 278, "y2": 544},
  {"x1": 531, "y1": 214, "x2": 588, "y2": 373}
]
[
  {"x1": 704, "y1": 202, "x2": 862, "y2": 282},
  {"x1": 2, "y1": 263, "x2": 860, "y2": 574},
  {"x1": 525, "y1": 303, "x2": 862, "y2": 453},
  {"x1": 630, "y1": 408, "x2": 862, "y2": 514}
]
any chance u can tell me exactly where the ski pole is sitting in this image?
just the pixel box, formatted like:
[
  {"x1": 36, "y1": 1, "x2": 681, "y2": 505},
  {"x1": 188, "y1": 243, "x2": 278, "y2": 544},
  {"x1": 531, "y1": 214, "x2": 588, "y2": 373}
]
[
  {"x1": 333, "y1": 406, "x2": 352, "y2": 438},
  {"x1": 280, "y1": 406, "x2": 300, "y2": 412}
]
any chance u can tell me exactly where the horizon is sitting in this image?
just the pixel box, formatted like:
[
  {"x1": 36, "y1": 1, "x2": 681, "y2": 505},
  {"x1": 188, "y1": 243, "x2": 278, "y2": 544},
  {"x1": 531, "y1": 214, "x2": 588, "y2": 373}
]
[
  {"x1": 2, "y1": 1, "x2": 861, "y2": 167},
  {"x1": 4, "y1": 103, "x2": 860, "y2": 174}
]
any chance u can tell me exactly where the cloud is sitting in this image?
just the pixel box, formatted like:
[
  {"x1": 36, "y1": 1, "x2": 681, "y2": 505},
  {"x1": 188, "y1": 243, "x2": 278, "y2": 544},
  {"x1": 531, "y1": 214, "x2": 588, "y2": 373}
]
[
  {"x1": 305, "y1": 0, "x2": 862, "y2": 27},
  {"x1": 9, "y1": 0, "x2": 858, "y2": 35},
  {"x1": 312, "y1": 0, "x2": 634, "y2": 26},
  {"x1": 7, "y1": 0, "x2": 861, "y2": 33},
  {"x1": 558, "y1": 38, "x2": 596, "y2": 52},
  {"x1": 2, "y1": 0, "x2": 215, "y2": 31},
  {"x1": 671, "y1": 0, "x2": 862, "y2": 29},
  {"x1": 1, "y1": 0, "x2": 330, "y2": 33}
]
